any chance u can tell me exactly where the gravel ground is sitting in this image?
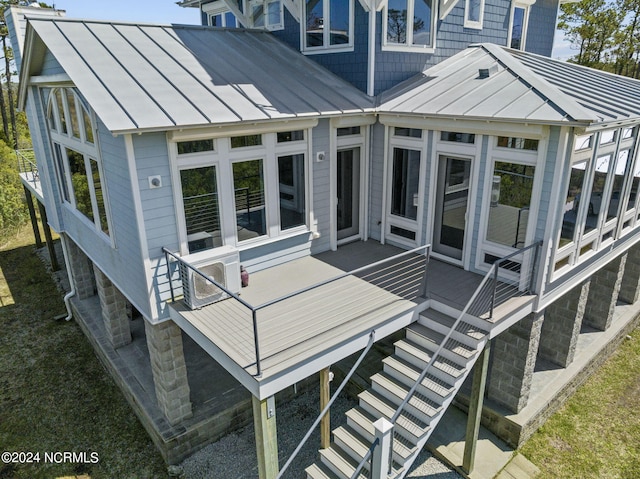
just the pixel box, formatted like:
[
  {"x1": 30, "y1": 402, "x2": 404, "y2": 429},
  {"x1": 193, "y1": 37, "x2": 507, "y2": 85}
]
[{"x1": 180, "y1": 385, "x2": 462, "y2": 479}]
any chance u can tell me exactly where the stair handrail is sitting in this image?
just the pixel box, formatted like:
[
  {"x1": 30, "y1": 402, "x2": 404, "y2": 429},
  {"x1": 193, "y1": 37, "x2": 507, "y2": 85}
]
[
  {"x1": 349, "y1": 437, "x2": 379, "y2": 479},
  {"x1": 385, "y1": 240, "x2": 542, "y2": 475},
  {"x1": 388, "y1": 263, "x2": 496, "y2": 430},
  {"x1": 276, "y1": 331, "x2": 377, "y2": 479}
]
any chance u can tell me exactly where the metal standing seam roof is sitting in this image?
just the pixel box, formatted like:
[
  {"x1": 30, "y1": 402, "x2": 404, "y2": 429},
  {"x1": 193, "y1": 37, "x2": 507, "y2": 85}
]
[
  {"x1": 379, "y1": 43, "x2": 640, "y2": 128},
  {"x1": 22, "y1": 18, "x2": 375, "y2": 134}
]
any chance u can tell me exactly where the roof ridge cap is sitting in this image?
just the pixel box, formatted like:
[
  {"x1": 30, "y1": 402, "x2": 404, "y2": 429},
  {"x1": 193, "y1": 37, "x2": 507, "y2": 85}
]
[{"x1": 480, "y1": 43, "x2": 596, "y2": 123}]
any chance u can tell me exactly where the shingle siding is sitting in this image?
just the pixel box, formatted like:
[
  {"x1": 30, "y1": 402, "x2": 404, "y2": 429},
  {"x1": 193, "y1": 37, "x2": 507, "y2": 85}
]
[
  {"x1": 526, "y1": 0, "x2": 559, "y2": 57},
  {"x1": 311, "y1": 119, "x2": 332, "y2": 254}
]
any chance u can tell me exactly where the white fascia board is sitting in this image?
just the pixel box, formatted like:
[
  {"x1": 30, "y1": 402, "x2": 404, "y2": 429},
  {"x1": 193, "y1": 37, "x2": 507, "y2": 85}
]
[
  {"x1": 166, "y1": 118, "x2": 319, "y2": 142},
  {"x1": 29, "y1": 73, "x2": 73, "y2": 86},
  {"x1": 440, "y1": 0, "x2": 460, "y2": 20},
  {"x1": 378, "y1": 114, "x2": 551, "y2": 138}
]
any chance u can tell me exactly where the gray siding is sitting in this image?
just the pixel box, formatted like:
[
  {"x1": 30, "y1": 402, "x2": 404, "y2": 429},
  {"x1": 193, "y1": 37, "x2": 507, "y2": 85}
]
[
  {"x1": 526, "y1": 0, "x2": 559, "y2": 57},
  {"x1": 133, "y1": 133, "x2": 178, "y2": 319},
  {"x1": 535, "y1": 126, "x2": 561, "y2": 242},
  {"x1": 41, "y1": 49, "x2": 65, "y2": 76},
  {"x1": 374, "y1": 0, "x2": 512, "y2": 94},
  {"x1": 311, "y1": 119, "x2": 332, "y2": 254}
]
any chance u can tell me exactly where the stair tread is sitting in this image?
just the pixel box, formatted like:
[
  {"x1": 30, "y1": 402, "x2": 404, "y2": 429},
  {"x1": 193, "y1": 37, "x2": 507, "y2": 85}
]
[
  {"x1": 421, "y1": 309, "x2": 489, "y2": 340},
  {"x1": 395, "y1": 338, "x2": 465, "y2": 378},
  {"x1": 358, "y1": 389, "x2": 429, "y2": 438},
  {"x1": 371, "y1": 372, "x2": 441, "y2": 417},
  {"x1": 306, "y1": 462, "x2": 341, "y2": 479},
  {"x1": 346, "y1": 407, "x2": 417, "y2": 460},
  {"x1": 407, "y1": 323, "x2": 477, "y2": 359},
  {"x1": 383, "y1": 355, "x2": 454, "y2": 398},
  {"x1": 320, "y1": 446, "x2": 368, "y2": 479}
]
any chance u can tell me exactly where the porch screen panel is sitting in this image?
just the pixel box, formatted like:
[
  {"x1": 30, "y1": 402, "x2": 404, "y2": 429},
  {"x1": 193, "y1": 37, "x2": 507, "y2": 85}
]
[
  {"x1": 559, "y1": 161, "x2": 588, "y2": 248},
  {"x1": 391, "y1": 148, "x2": 420, "y2": 220},
  {"x1": 233, "y1": 160, "x2": 267, "y2": 240},
  {"x1": 180, "y1": 166, "x2": 222, "y2": 253},
  {"x1": 90, "y1": 158, "x2": 109, "y2": 236},
  {"x1": 486, "y1": 162, "x2": 534, "y2": 248},
  {"x1": 278, "y1": 154, "x2": 306, "y2": 230},
  {"x1": 627, "y1": 156, "x2": 640, "y2": 214}
]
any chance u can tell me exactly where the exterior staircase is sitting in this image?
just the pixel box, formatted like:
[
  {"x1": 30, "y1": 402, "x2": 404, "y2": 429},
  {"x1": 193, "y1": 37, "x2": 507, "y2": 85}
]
[
  {"x1": 305, "y1": 306, "x2": 491, "y2": 479},
  {"x1": 304, "y1": 241, "x2": 541, "y2": 479}
]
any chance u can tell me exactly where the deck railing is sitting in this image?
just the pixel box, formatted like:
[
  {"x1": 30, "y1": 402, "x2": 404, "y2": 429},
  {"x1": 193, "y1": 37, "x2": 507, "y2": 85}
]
[
  {"x1": 162, "y1": 244, "x2": 431, "y2": 378},
  {"x1": 15, "y1": 149, "x2": 40, "y2": 191}
]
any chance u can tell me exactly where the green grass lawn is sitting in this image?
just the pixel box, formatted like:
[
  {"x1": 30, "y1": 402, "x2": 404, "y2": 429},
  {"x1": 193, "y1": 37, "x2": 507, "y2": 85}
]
[
  {"x1": 0, "y1": 229, "x2": 168, "y2": 479},
  {"x1": 520, "y1": 326, "x2": 640, "y2": 479}
]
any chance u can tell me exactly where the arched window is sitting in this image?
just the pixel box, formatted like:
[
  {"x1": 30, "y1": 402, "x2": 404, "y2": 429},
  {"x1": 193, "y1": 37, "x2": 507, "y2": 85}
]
[{"x1": 47, "y1": 88, "x2": 110, "y2": 238}]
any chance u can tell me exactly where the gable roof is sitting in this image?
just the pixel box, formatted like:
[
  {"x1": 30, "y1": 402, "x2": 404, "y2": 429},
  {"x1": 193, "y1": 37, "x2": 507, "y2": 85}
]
[
  {"x1": 379, "y1": 44, "x2": 640, "y2": 129},
  {"x1": 21, "y1": 18, "x2": 375, "y2": 134}
]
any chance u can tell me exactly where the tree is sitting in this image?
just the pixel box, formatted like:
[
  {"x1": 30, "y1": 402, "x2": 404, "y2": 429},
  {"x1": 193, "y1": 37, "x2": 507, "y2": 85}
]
[{"x1": 558, "y1": 0, "x2": 622, "y2": 70}]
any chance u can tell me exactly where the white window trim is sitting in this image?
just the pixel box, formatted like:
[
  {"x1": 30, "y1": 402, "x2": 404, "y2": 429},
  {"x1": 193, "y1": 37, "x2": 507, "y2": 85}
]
[
  {"x1": 47, "y1": 88, "x2": 113, "y2": 245},
  {"x1": 302, "y1": 0, "x2": 355, "y2": 54},
  {"x1": 382, "y1": 0, "x2": 437, "y2": 53},
  {"x1": 464, "y1": 0, "x2": 484, "y2": 29},
  {"x1": 384, "y1": 131, "x2": 427, "y2": 249},
  {"x1": 475, "y1": 136, "x2": 545, "y2": 274},
  {"x1": 170, "y1": 129, "x2": 312, "y2": 256},
  {"x1": 507, "y1": 0, "x2": 534, "y2": 51},
  {"x1": 249, "y1": 0, "x2": 285, "y2": 31}
]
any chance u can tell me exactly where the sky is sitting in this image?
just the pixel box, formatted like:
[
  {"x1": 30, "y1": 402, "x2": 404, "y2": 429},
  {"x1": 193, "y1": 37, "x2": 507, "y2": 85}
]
[
  {"x1": 50, "y1": 1, "x2": 574, "y2": 60},
  {"x1": 50, "y1": 0, "x2": 201, "y2": 25}
]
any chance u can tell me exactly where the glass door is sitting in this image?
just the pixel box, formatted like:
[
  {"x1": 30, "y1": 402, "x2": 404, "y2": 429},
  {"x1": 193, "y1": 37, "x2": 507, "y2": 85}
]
[
  {"x1": 337, "y1": 147, "x2": 361, "y2": 241},
  {"x1": 433, "y1": 156, "x2": 472, "y2": 260}
]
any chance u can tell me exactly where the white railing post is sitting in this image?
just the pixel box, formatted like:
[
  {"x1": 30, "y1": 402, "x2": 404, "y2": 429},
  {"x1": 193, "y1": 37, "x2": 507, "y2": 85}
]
[{"x1": 371, "y1": 418, "x2": 393, "y2": 479}]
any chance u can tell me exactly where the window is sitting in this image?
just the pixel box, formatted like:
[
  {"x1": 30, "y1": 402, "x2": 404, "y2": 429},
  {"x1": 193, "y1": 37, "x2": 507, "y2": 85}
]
[
  {"x1": 574, "y1": 134, "x2": 593, "y2": 151},
  {"x1": 385, "y1": 0, "x2": 434, "y2": 49},
  {"x1": 626, "y1": 156, "x2": 640, "y2": 215},
  {"x1": 337, "y1": 126, "x2": 361, "y2": 136},
  {"x1": 441, "y1": 131, "x2": 475, "y2": 144},
  {"x1": 277, "y1": 130, "x2": 304, "y2": 142},
  {"x1": 391, "y1": 148, "x2": 421, "y2": 220},
  {"x1": 584, "y1": 155, "x2": 612, "y2": 235},
  {"x1": 394, "y1": 127, "x2": 422, "y2": 138},
  {"x1": 181, "y1": 167, "x2": 222, "y2": 253},
  {"x1": 508, "y1": 2, "x2": 530, "y2": 50},
  {"x1": 464, "y1": 0, "x2": 484, "y2": 29},
  {"x1": 600, "y1": 130, "x2": 616, "y2": 145},
  {"x1": 497, "y1": 136, "x2": 538, "y2": 151},
  {"x1": 47, "y1": 88, "x2": 110, "y2": 238},
  {"x1": 231, "y1": 134, "x2": 262, "y2": 148},
  {"x1": 278, "y1": 154, "x2": 306, "y2": 230},
  {"x1": 249, "y1": 0, "x2": 283, "y2": 30},
  {"x1": 178, "y1": 139, "x2": 214, "y2": 155},
  {"x1": 605, "y1": 150, "x2": 629, "y2": 222},
  {"x1": 209, "y1": 11, "x2": 238, "y2": 27},
  {"x1": 486, "y1": 162, "x2": 535, "y2": 248},
  {"x1": 559, "y1": 161, "x2": 587, "y2": 248},
  {"x1": 304, "y1": 0, "x2": 352, "y2": 50},
  {"x1": 233, "y1": 159, "x2": 267, "y2": 240}
]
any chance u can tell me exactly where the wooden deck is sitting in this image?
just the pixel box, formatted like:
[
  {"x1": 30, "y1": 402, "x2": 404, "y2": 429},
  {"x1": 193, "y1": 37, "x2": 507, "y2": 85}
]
[{"x1": 168, "y1": 241, "x2": 536, "y2": 399}]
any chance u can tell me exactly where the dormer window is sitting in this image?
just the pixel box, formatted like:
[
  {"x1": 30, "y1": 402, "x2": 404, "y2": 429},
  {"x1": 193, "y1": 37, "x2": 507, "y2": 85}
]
[
  {"x1": 384, "y1": 0, "x2": 436, "y2": 51},
  {"x1": 508, "y1": 0, "x2": 534, "y2": 50},
  {"x1": 464, "y1": 0, "x2": 484, "y2": 29},
  {"x1": 304, "y1": 0, "x2": 353, "y2": 52}
]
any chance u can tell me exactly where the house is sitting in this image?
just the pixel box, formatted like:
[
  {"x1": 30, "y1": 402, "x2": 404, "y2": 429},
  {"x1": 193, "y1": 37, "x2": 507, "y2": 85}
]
[{"x1": 6, "y1": 1, "x2": 640, "y2": 478}]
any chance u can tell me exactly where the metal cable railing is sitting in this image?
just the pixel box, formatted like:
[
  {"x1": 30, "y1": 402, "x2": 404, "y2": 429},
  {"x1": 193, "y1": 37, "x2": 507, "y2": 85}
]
[
  {"x1": 276, "y1": 332, "x2": 377, "y2": 479},
  {"x1": 162, "y1": 244, "x2": 431, "y2": 380},
  {"x1": 15, "y1": 149, "x2": 40, "y2": 191}
]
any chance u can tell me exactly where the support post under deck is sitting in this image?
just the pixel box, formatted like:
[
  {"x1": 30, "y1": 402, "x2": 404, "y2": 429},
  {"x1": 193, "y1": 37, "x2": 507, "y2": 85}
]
[
  {"x1": 320, "y1": 367, "x2": 331, "y2": 449},
  {"x1": 463, "y1": 340, "x2": 491, "y2": 474},
  {"x1": 253, "y1": 395, "x2": 279, "y2": 479},
  {"x1": 23, "y1": 185, "x2": 42, "y2": 248},
  {"x1": 36, "y1": 200, "x2": 59, "y2": 271}
]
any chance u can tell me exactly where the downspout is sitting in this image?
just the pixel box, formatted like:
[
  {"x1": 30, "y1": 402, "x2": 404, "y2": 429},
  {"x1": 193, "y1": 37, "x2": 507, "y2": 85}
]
[{"x1": 59, "y1": 233, "x2": 76, "y2": 321}]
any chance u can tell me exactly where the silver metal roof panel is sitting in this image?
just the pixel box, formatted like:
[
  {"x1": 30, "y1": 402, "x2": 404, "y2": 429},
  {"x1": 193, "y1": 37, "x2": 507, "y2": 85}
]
[{"x1": 23, "y1": 18, "x2": 374, "y2": 134}]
